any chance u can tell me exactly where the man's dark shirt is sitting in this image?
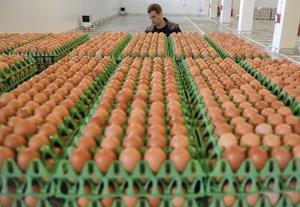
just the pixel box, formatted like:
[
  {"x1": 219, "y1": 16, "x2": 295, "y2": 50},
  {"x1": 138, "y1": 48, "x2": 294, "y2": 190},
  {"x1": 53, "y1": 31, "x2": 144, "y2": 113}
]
[{"x1": 145, "y1": 17, "x2": 182, "y2": 36}]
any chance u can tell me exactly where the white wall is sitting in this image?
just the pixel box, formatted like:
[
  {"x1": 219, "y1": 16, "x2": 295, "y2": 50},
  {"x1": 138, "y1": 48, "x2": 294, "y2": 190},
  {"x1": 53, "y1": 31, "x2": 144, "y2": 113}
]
[
  {"x1": 0, "y1": 0, "x2": 120, "y2": 33},
  {"x1": 232, "y1": 0, "x2": 278, "y2": 16},
  {"x1": 120, "y1": 0, "x2": 201, "y2": 14}
]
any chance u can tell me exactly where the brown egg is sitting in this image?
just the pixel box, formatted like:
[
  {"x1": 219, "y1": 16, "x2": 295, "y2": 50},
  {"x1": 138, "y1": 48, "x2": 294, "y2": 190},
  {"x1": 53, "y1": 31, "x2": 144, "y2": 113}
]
[
  {"x1": 148, "y1": 124, "x2": 166, "y2": 137},
  {"x1": 275, "y1": 124, "x2": 292, "y2": 135},
  {"x1": 171, "y1": 186, "x2": 186, "y2": 207},
  {"x1": 82, "y1": 123, "x2": 102, "y2": 139},
  {"x1": 267, "y1": 114, "x2": 284, "y2": 126},
  {"x1": 148, "y1": 115, "x2": 165, "y2": 126},
  {"x1": 248, "y1": 114, "x2": 265, "y2": 126},
  {"x1": 262, "y1": 134, "x2": 281, "y2": 149},
  {"x1": 170, "y1": 124, "x2": 187, "y2": 136},
  {"x1": 122, "y1": 186, "x2": 139, "y2": 207},
  {"x1": 28, "y1": 134, "x2": 50, "y2": 150},
  {"x1": 261, "y1": 108, "x2": 275, "y2": 117},
  {"x1": 0, "y1": 185, "x2": 16, "y2": 207},
  {"x1": 147, "y1": 135, "x2": 167, "y2": 148},
  {"x1": 285, "y1": 115, "x2": 299, "y2": 125},
  {"x1": 131, "y1": 99, "x2": 147, "y2": 110},
  {"x1": 24, "y1": 185, "x2": 40, "y2": 207},
  {"x1": 52, "y1": 105, "x2": 70, "y2": 118},
  {"x1": 222, "y1": 145, "x2": 245, "y2": 171},
  {"x1": 147, "y1": 184, "x2": 163, "y2": 207},
  {"x1": 271, "y1": 146, "x2": 292, "y2": 169},
  {"x1": 240, "y1": 133, "x2": 261, "y2": 147},
  {"x1": 169, "y1": 148, "x2": 191, "y2": 172},
  {"x1": 0, "y1": 146, "x2": 15, "y2": 169},
  {"x1": 38, "y1": 123, "x2": 58, "y2": 137},
  {"x1": 144, "y1": 147, "x2": 166, "y2": 173},
  {"x1": 69, "y1": 149, "x2": 91, "y2": 173},
  {"x1": 235, "y1": 123, "x2": 253, "y2": 135},
  {"x1": 127, "y1": 114, "x2": 146, "y2": 126},
  {"x1": 126, "y1": 123, "x2": 145, "y2": 137},
  {"x1": 77, "y1": 185, "x2": 91, "y2": 207},
  {"x1": 248, "y1": 147, "x2": 269, "y2": 170},
  {"x1": 217, "y1": 133, "x2": 238, "y2": 149},
  {"x1": 283, "y1": 133, "x2": 300, "y2": 146},
  {"x1": 94, "y1": 148, "x2": 117, "y2": 173},
  {"x1": 17, "y1": 148, "x2": 40, "y2": 171},
  {"x1": 45, "y1": 113, "x2": 64, "y2": 126},
  {"x1": 119, "y1": 148, "x2": 142, "y2": 172},
  {"x1": 105, "y1": 124, "x2": 124, "y2": 137},
  {"x1": 255, "y1": 123, "x2": 273, "y2": 135},
  {"x1": 277, "y1": 106, "x2": 293, "y2": 116},
  {"x1": 123, "y1": 135, "x2": 144, "y2": 148},
  {"x1": 101, "y1": 136, "x2": 121, "y2": 150},
  {"x1": 222, "y1": 183, "x2": 236, "y2": 207},
  {"x1": 13, "y1": 119, "x2": 37, "y2": 137},
  {"x1": 214, "y1": 123, "x2": 233, "y2": 136},
  {"x1": 169, "y1": 135, "x2": 190, "y2": 148},
  {"x1": 76, "y1": 137, "x2": 96, "y2": 151}
]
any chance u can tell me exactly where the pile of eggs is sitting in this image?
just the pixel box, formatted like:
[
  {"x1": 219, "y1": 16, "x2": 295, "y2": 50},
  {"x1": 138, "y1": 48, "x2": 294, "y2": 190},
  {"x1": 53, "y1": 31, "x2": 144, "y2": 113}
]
[
  {"x1": 171, "y1": 32, "x2": 218, "y2": 59},
  {"x1": 122, "y1": 32, "x2": 167, "y2": 58},
  {"x1": 206, "y1": 33, "x2": 269, "y2": 60},
  {"x1": 14, "y1": 32, "x2": 86, "y2": 55},
  {"x1": 0, "y1": 33, "x2": 52, "y2": 53},
  {"x1": 70, "y1": 32, "x2": 131, "y2": 57},
  {"x1": 244, "y1": 58, "x2": 300, "y2": 102}
]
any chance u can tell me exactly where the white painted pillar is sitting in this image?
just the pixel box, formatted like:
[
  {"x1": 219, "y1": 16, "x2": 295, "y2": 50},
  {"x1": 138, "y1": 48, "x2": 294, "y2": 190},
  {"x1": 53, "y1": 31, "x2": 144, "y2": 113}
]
[
  {"x1": 209, "y1": 0, "x2": 218, "y2": 18},
  {"x1": 203, "y1": 0, "x2": 210, "y2": 15},
  {"x1": 220, "y1": 0, "x2": 232, "y2": 23},
  {"x1": 237, "y1": 0, "x2": 255, "y2": 32},
  {"x1": 272, "y1": 0, "x2": 300, "y2": 51}
]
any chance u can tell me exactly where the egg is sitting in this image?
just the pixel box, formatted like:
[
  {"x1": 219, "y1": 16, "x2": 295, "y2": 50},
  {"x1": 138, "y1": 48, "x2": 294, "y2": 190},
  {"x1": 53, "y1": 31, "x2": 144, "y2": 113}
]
[
  {"x1": 126, "y1": 123, "x2": 145, "y2": 137},
  {"x1": 121, "y1": 186, "x2": 139, "y2": 207},
  {"x1": 171, "y1": 186, "x2": 186, "y2": 207},
  {"x1": 119, "y1": 148, "x2": 142, "y2": 172},
  {"x1": 76, "y1": 137, "x2": 96, "y2": 151},
  {"x1": 270, "y1": 146, "x2": 292, "y2": 169},
  {"x1": 101, "y1": 136, "x2": 121, "y2": 150},
  {"x1": 169, "y1": 135, "x2": 190, "y2": 148},
  {"x1": 222, "y1": 183, "x2": 236, "y2": 207},
  {"x1": 147, "y1": 136, "x2": 167, "y2": 148},
  {"x1": 13, "y1": 119, "x2": 37, "y2": 137},
  {"x1": 123, "y1": 135, "x2": 144, "y2": 149},
  {"x1": 283, "y1": 133, "x2": 300, "y2": 146},
  {"x1": 255, "y1": 123, "x2": 273, "y2": 135},
  {"x1": 38, "y1": 123, "x2": 58, "y2": 137},
  {"x1": 105, "y1": 124, "x2": 124, "y2": 137},
  {"x1": 82, "y1": 123, "x2": 102, "y2": 139},
  {"x1": 69, "y1": 149, "x2": 91, "y2": 173},
  {"x1": 24, "y1": 185, "x2": 40, "y2": 207},
  {"x1": 0, "y1": 146, "x2": 15, "y2": 169},
  {"x1": 100, "y1": 185, "x2": 115, "y2": 207},
  {"x1": 147, "y1": 124, "x2": 166, "y2": 137},
  {"x1": 144, "y1": 147, "x2": 166, "y2": 173},
  {"x1": 17, "y1": 148, "x2": 40, "y2": 171},
  {"x1": 217, "y1": 133, "x2": 238, "y2": 149},
  {"x1": 247, "y1": 147, "x2": 269, "y2": 170},
  {"x1": 245, "y1": 183, "x2": 260, "y2": 206},
  {"x1": 28, "y1": 134, "x2": 50, "y2": 150},
  {"x1": 169, "y1": 148, "x2": 191, "y2": 172},
  {"x1": 94, "y1": 148, "x2": 116, "y2": 173},
  {"x1": 234, "y1": 123, "x2": 253, "y2": 135},
  {"x1": 222, "y1": 145, "x2": 245, "y2": 171},
  {"x1": 147, "y1": 184, "x2": 163, "y2": 207}
]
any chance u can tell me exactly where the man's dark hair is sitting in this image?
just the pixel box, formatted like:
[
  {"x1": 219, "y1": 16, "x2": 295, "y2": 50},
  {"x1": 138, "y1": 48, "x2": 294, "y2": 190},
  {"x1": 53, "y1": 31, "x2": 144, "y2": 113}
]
[{"x1": 147, "y1": 4, "x2": 162, "y2": 14}]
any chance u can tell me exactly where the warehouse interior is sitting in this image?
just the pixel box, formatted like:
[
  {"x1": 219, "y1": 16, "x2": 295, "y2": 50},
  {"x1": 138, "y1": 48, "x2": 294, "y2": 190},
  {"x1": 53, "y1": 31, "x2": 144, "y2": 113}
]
[{"x1": 1, "y1": 0, "x2": 300, "y2": 206}]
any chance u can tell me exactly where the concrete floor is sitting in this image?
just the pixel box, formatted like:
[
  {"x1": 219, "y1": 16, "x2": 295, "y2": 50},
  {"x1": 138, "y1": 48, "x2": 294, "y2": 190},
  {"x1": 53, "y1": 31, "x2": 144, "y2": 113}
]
[{"x1": 75, "y1": 14, "x2": 300, "y2": 64}]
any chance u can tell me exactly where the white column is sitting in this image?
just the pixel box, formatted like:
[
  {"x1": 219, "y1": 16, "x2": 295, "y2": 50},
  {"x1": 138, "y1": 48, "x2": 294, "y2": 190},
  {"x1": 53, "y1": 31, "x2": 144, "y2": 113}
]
[
  {"x1": 237, "y1": 0, "x2": 255, "y2": 32},
  {"x1": 220, "y1": 0, "x2": 232, "y2": 23},
  {"x1": 203, "y1": 0, "x2": 210, "y2": 15},
  {"x1": 272, "y1": 0, "x2": 300, "y2": 51},
  {"x1": 209, "y1": 0, "x2": 218, "y2": 18}
]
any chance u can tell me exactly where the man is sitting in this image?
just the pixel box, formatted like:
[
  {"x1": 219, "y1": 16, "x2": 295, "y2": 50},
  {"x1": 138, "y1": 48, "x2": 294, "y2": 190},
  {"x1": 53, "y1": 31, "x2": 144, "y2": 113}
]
[{"x1": 145, "y1": 4, "x2": 182, "y2": 36}]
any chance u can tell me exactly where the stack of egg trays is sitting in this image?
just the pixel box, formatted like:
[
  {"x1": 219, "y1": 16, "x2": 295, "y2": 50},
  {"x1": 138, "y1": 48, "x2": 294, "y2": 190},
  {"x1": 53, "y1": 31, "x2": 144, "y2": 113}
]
[
  {"x1": 118, "y1": 33, "x2": 170, "y2": 60},
  {"x1": 203, "y1": 34, "x2": 229, "y2": 60},
  {"x1": 0, "y1": 57, "x2": 118, "y2": 202},
  {"x1": 51, "y1": 57, "x2": 206, "y2": 203},
  {"x1": 0, "y1": 56, "x2": 37, "y2": 94},
  {"x1": 239, "y1": 61, "x2": 300, "y2": 116},
  {"x1": 13, "y1": 34, "x2": 90, "y2": 72},
  {"x1": 180, "y1": 58, "x2": 300, "y2": 206}
]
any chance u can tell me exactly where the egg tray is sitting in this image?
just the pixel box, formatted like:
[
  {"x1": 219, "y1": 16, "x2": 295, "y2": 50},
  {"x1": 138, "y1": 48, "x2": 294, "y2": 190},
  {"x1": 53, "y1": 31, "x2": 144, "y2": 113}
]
[
  {"x1": 168, "y1": 35, "x2": 220, "y2": 62},
  {"x1": 203, "y1": 35, "x2": 270, "y2": 62},
  {"x1": 202, "y1": 147, "x2": 300, "y2": 183},
  {"x1": 203, "y1": 35, "x2": 229, "y2": 60},
  {"x1": 240, "y1": 61, "x2": 300, "y2": 115},
  {"x1": 0, "y1": 65, "x2": 37, "y2": 94},
  {"x1": 3, "y1": 198, "x2": 203, "y2": 207},
  {"x1": 118, "y1": 35, "x2": 170, "y2": 60},
  {"x1": 208, "y1": 194, "x2": 299, "y2": 207},
  {"x1": 52, "y1": 163, "x2": 205, "y2": 200}
]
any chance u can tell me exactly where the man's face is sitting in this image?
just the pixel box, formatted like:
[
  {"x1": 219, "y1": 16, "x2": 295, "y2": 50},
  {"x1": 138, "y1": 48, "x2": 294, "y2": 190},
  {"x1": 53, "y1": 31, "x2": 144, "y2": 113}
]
[{"x1": 148, "y1": 10, "x2": 162, "y2": 26}]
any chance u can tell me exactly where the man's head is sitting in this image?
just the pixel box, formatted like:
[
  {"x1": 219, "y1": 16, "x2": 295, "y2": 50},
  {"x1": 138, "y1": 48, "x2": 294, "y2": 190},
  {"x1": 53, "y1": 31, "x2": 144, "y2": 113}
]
[{"x1": 147, "y1": 4, "x2": 164, "y2": 27}]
